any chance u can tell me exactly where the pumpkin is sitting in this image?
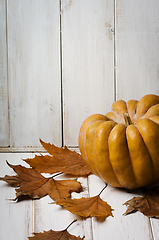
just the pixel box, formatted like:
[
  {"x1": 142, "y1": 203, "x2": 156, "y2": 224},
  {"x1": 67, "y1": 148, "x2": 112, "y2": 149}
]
[{"x1": 79, "y1": 94, "x2": 159, "y2": 189}]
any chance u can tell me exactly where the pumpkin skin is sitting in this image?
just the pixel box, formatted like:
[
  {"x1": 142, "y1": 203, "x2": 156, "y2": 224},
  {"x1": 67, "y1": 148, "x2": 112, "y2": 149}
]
[{"x1": 79, "y1": 94, "x2": 159, "y2": 189}]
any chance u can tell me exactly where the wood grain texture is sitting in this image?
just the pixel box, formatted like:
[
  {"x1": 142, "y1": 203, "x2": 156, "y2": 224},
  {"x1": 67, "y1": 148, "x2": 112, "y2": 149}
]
[
  {"x1": 7, "y1": 0, "x2": 61, "y2": 148},
  {"x1": 116, "y1": 0, "x2": 159, "y2": 101},
  {"x1": 150, "y1": 219, "x2": 159, "y2": 240},
  {"x1": 0, "y1": 153, "x2": 33, "y2": 240},
  {"x1": 0, "y1": 0, "x2": 9, "y2": 147},
  {"x1": 62, "y1": 0, "x2": 114, "y2": 146},
  {"x1": 88, "y1": 175, "x2": 153, "y2": 240},
  {"x1": 1, "y1": 0, "x2": 159, "y2": 148}
]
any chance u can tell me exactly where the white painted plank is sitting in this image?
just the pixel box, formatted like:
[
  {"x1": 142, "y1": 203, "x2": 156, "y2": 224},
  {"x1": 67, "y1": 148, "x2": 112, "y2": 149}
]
[
  {"x1": 33, "y1": 153, "x2": 93, "y2": 239},
  {"x1": 150, "y1": 219, "x2": 159, "y2": 240},
  {"x1": 116, "y1": 0, "x2": 159, "y2": 101},
  {"x1": 88, "y1": 175, "x2": 153, "y2": 240},
  {"x1": 62, "y1": 0, "x2": 114, "y2": 146},
  {"x1": 0, "y1": 0, "x2": 9, "y2": 146},
  {"x1": 0, "y1": 153, "x2": 33, "y2": 240},
  {"x1": 7, "y1": 0, "x2": 61, "y2": 148}
]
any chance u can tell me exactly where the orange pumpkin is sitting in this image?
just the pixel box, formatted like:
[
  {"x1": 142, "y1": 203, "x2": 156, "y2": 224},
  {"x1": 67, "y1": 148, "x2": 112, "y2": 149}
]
[{"x1": 79, "y1": 94, "x2": 159, "y2": 189}]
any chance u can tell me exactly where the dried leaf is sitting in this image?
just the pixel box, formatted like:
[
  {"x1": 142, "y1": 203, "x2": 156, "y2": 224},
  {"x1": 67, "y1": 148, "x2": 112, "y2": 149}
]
[
  {"x1": 123, "y1": 186, "x2": 159, "y2": 218},
  {"x1": 56, "y1": 185, "x2": 113, "y2": 220},
  {"x1": 23, "y1": 139, "x2": 92, "y2": 177},
  {"x1": 0, "y1": 175, "x2": 20, "y2": 187},
  {"x1": 28, "y1": 220, "x2": 85, "y2": 240},
  {"x1": 0, "y1": 161, "x2": 82, "y2": 201},
  {"x1": 28, "y1": 229, "x2": 84, "y2": 240}
]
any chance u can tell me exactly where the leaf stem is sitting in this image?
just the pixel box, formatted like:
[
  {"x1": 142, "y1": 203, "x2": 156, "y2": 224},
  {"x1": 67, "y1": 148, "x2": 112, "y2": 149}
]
[
  {"x1": 66, "y1": 219, "x2": 77, "y2": 230},
  {"x1": 98, "y1": 183, "x2": 108, "y2": 196},
  {"x1": 52, "y1": 172, "x2": 63, "y2": 178}
]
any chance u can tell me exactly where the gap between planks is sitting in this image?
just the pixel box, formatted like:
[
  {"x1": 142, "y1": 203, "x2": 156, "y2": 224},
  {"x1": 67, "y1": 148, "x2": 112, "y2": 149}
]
[{"x1": 0, "y1": 147, "x2": 79, "y2": 153}]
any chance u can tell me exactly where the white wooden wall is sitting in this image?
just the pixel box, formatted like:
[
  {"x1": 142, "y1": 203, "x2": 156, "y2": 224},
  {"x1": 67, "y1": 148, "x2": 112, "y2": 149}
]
[{"x1": 1, "y1": 0, "x2": 159, "y2": 149}]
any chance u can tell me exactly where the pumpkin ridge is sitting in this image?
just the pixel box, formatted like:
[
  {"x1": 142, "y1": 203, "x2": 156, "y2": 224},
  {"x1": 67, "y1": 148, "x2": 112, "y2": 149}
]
[
  {"x1": 126, "y1": 124, "x2": 153, "y2": 187},
  {"x1": 136, "y1": 118, "x2": 159, "y2": 183},
  {"x1": 143, "y1": 103, "x2": 159, "y2": 119},
  {"x1": 93, "y1": 121, "x2": 121, "y2": 187},
  {"x1": 85, "y1": 120, "x2": 107, "y2": 176},
  {"x1": 79, "y1": 114, "x2": 108, "y2": 172},
  {"x1": 108, "y1": 124, "x2": 137, "y2": 189},
  {"x1": 135, "y1": 122, "x2": 154, "y2": 184},
  {"x1": 105, "y1": 111, "x2": 124, "y2": 124},
  {"x1": 124, "y1": 128, "x2": 138, "y2": 188},
  {"x1": 149, "y1": 115, "x2": 159, "y2": 125},
  {"x1": 91, "y1": 120, "x2": 107, "y2": 176},
  {"x1": 83, "y1": 121, "x2": 98, "y2": 173},
  {"x1": 110, "y1": 100, "x2": 128, "y2": 124},
  {"x1": 125, "y1": 136, "x2": 138, "y2": 188},
  {"x1": 126, "y1": 100, "x2": 138, "y2": 123},
  {"x1": 108, "y1": 132, "x2": 134, "y2": 188},
  {"x1": 135, "y1": 94, "x2": 159, "y2": 120}
]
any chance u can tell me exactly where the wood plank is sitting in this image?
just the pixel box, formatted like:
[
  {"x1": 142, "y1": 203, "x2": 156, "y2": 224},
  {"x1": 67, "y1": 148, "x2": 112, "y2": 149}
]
[
  {"x1": 0, "y1": 153, "x2": 33, "y2": 240},
  {"x1": 116, "y1": 0, "x2": 159, "y2": 101},
  {"x1": 7, "y1": 0, "x2": 61, "y2": 148},
  {"x1": 0, "y1": 146, "x2": 79, "y2": 153},
  {"x1": 62, "y1": 0, "x2": 114, "y2": 146},
  {"x1": 150, "y1": 219, "x2": 159, "y2": 240},
  {"x1": 33, "y1": 152, "x2": 93, "y2": 239},
  {"x1": 88, "y1": 175, "x2": 153, "y2": 240},
  {"x1": 0, "y1": 0, "x2": 9, "y2": 147}
]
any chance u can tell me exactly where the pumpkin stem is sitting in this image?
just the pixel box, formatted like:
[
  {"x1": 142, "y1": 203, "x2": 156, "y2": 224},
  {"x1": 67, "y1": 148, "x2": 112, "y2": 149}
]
[{"x1": 123, "y1": 113, "x2": 132, "y2": 126}]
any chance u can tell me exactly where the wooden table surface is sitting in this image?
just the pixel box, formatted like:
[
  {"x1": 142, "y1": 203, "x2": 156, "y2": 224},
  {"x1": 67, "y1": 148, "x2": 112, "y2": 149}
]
[{"x1": 0, "y1": 152, "x2": 159, "y2": 240}]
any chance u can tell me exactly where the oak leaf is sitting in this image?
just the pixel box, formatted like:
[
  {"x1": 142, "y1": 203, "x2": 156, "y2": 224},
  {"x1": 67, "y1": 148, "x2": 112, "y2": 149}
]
[
  {"x1": 0, "y1": 161, "x2": 82, "y2": 201},
  {"x1": 123, "y1": 186, "x2": 159, "y2": 218},
  {"x1": 28, "y1": 220, "x2": 85, "y2": 240},
  {"x1": 23, "y1": 139, "x2": 92, "y2": 177},
  {"x1": 55, "y1": 185, "x2": 113, "y2": 220}
]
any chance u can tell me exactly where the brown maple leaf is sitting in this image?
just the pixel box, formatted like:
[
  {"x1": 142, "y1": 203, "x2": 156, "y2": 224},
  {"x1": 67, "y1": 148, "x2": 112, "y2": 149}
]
[
  {"x1": 28, "y1": 220, "x2": 85, "y2": 240},
  {"x1": 0, "y1": 161, "x2": 82, "y2": 201},
  {"x1": 55, "y1": 184, "x2": 113, "y2": 220},
  {"x1": 0, "y1": 175, "x2": 20, "y2": 187},
  {"x1": 123, "y1": 186, "x2": 159, "y2": 218},
  {"x1": 23, "y1": 139, "x2": 92, "y2": 177}
]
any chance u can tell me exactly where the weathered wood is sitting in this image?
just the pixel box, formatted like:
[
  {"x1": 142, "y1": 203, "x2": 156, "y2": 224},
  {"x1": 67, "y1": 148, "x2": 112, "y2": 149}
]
[
  {"x1": 88, "y1": 175, "x2": 153, "y2": 240},
  {"x1": 7, "y1": 0, "x2": 61, "y2": 148},
  {"x1": 0, "y1": 153, "x2": 33, "y2": 240},
  {"x1": 150, "y1": 219, "x2": 159, "y2": 240},
  {"x1": 62, "y1": 0, "x2": 115, "y2": 146},
  {"x1": 0, "y1": 0, "x2": 9, "y2": 147},
  {"x1": 116, "y1": 0, "x2": 159, "y2": 101}
]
